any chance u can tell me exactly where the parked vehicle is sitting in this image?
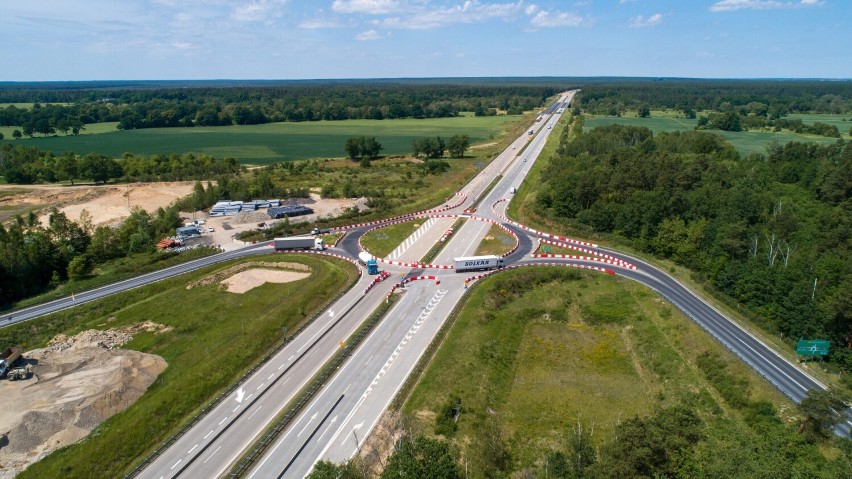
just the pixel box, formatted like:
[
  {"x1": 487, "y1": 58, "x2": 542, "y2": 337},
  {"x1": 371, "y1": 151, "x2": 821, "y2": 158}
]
[
  {"x1": 8, "y1": 365, "x2": 32, "y2": 381},
  {"x1": 207, "y1": 227, "x2": 214, "y2": 233},
  {"x1": 311, "y1": 227, "x2": 332, "y2": 235},
  {"x1": 358, "y1": 252, "x2": 380, "y2": 275},
  {"x1": 273, "y1": 236, "x2": 324, "y2": 251},
  {"x1": 454, "y1": 255, "x2": 504, "y2": 273},
  {"x1": 0, "y1": 346, "x2": 23, "y2": 378}
]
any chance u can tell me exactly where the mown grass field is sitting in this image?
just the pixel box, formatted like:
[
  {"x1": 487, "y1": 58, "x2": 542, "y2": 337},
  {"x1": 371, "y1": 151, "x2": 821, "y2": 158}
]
[
  {"x1": 0, "y1": 121, "x2": 118, "y2": 140},
  {"x1": 583, "y1": 112, "x2": 846, "y2": 156},
  {"x1": 1, "y1": 115, "x2": 518, "y2": 164},
  {"x1": 3, "y1": 254, "x2": 357, "y2": 479},
  {"x1": 474, "y1": 223, "x2": 515, "y2": 256},
  {"x1": 402, "y1": 268, "x2": 794, "y2": 476},
  {"x1": 359, "y1": 219, "x2": 423, "y2": 259}
]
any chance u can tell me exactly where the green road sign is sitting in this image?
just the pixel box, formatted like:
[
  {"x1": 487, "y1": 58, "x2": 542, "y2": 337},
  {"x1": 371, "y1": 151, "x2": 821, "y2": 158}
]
[{"x1": 796, "y1": 339, "x2": 830, "y2": 356}]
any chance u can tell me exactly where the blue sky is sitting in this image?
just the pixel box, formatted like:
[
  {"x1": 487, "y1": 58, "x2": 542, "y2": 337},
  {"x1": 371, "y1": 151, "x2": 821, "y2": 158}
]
[{"x1": 1, "y1": 0, "x2": 848, "y2": 81}]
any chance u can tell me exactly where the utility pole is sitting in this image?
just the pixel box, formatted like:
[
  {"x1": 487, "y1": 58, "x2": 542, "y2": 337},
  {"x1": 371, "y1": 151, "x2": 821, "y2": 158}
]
[{"x1": 812, "y1": 278, "x2": 817, "y2": 300}]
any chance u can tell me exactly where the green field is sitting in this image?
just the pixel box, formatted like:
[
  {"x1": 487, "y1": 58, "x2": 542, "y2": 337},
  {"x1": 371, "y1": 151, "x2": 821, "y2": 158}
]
[
  {"x1": 1, "y1": 116, "x2": 517, "y2": 164},
  {"x1": 4, "y1": 254, "x2": 357, "y2": 478},
  {"x1": 584, "y1": 113, "x2": 846, "y2": 156},
  {"x1": 474, "y1": 223, "x2": 515, "y2": 256},
  {"x1": 360, "y1": 219, "x2": 423, "y2": 259},
  {"x1": 0, "y1": 121, "x2": 119, "y2": 140},
  {"x1": 402, "y1": 268, "x2": 796, "y2": 476}
]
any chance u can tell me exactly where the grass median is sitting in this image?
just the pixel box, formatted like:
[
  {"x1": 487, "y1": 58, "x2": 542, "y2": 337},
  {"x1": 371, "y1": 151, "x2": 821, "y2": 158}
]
[
  {"x1": 10, "y1": 254, "x2": 357, "y2": 479},
  {"x1": 359, "y1": 219, "x2": 423, "y2": 259}
]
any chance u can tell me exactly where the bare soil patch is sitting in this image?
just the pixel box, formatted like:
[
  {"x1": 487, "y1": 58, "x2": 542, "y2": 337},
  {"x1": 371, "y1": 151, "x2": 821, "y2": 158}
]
[
  {"x1": 0, "y1": 324, "x2": 170, "y2": 478},
  {"x1": 0, "y1": 182, "x2": 195, "y2": 227},
  {"x1": 186, "y1": 261, "x2": 311, "y2": 290},
  {"x1": 220, "y1": 268, "x2": 311, "y2": 294}
]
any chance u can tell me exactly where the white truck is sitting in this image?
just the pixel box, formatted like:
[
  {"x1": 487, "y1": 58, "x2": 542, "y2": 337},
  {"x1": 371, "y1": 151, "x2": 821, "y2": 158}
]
[
  {"x1": 454, "y1": 255, "x2": 504, "y2": 273},
  {"x1": 273, "y1": 236, "x2": 323, "y2": 251}
]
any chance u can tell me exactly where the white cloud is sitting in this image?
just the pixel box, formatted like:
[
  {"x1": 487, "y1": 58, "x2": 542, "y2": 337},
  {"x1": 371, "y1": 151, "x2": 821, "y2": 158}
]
[
  {"x1": 332, "y1": 0, "x2": 404, "y2": 14},
  {"x1": 379, "y1": 1, "x2": 526, "y2": 30},
  {"x1": 355, "y1": 28, "x2": 382, "y2": 40},
  {"x1": 298, "y1": 18, "x2": 343, "y2": 29},
  {"x1": 231, "y1": 0, "x2": 288, "y2": 22},
  {"x1": 709, "y1": 0, "x2": 822, "y2": 12},
  {"x1": 629, "y1": 13, "x2": 663, "y2": 28},
  {"x1": 525, "y1": 4, "x2": 539, "y2": 15},
  {"x1": 529, "y1": 10, "x2": 586, "y2": 28}
]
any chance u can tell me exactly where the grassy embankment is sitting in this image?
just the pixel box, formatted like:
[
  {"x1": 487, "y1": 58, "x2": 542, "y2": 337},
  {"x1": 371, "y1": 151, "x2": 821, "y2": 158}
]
[
  {"x1": 401, "y1": 268, "x2": 797, "y2": 475},
  {"x1": 1, "y1": 115, "x2": 518, "y2": 165},
  {"x1": 10, "y1": 248, "x2": 216, "y2": 311},
  {"x1": 5, "y1": 254, "x2": 357, "y2": 479},
  {"x1": 583, "y1": 111, "x2": 848, "y2": 157},
  {"x1": 509, "y1": 113, "x2": 843, "y2": 389},
  {"x1": 473, "y1": 223, "x2": 515, "y2": 256}
]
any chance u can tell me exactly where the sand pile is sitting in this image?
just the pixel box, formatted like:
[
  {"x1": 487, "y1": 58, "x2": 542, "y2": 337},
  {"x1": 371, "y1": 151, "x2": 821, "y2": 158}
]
[
  {"x1": 220, "y1": 268, "x2": 311, "y2": 294},
  {"x1": 0, "y1": 324, "x2": 169, "y2": 478}
]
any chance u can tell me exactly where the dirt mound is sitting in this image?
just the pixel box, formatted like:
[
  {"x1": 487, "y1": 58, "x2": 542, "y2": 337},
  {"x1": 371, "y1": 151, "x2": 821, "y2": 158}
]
[
  {"x1": 0, "y1": 324, "x2": 169, "y2": 478},
  {"x1": 187, "y1": 261, "x2": 311, "y2": 290},
  {"x1": 220, "y1": 268, "x2": 311, "y2": 294}
]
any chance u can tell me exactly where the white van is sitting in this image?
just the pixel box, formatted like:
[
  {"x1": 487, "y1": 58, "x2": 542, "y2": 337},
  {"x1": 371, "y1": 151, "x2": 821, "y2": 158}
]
[{"x1": 509, "y1": 187, "x2": 517, "y2": 194}]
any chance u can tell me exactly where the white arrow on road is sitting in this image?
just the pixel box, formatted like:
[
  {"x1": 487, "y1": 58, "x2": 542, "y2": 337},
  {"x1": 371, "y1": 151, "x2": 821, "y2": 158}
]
[
  {"x1": 235, "y1": 388, "x2": 245, "y2": 404},
  {"x1": 317, "y1": 415, "x2": 338, "y2": 443},
  {"x1": 328, "y1": 310, "x2": 335, "y2": 318},
  {"x1": 353, "y1": 421, "x2": 363, "y2": 431},
  {"x1": 298, "y1": 412, "x2": 319, "y2": 437}
]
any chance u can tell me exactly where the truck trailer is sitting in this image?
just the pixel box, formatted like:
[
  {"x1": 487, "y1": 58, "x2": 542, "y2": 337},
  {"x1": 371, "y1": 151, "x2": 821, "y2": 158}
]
[
  {"x1": 273, "y1": 236, "x2": 324, "y2": 251},
  {"x1": 358, "y1": 251, "x2": 380, "y2": 275},
  {"x1": 454, "y1": 255, "x2": 504, "y2": 273},
  {"x1": 0, "y1": 346, "x2": 23, "y2": 378}
]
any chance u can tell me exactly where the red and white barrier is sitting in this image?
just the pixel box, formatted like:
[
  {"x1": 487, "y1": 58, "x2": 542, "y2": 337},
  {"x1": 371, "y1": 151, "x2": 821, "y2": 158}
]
[
  {"x1": 491, "y1": 198, "x2": 599, "y2": 248},
  {"x1": 378, "y1": 258, "x2": 454, "y2": 270},
  {"x1": 275, "y1": 249, "x2": 363, "y2": 276},
  {"x1": 464, "y1": 262, "x2": 615, "y2": 284},
  {"x1": 536, "y1": 239, "x2": 637, "y2": 270},
  {"x1": 531, "y1": 253, "x2": 636, "y2": 270},
  {"x1": 385, "y1": 275, "x2": 442, "y2": 301},
  {"x1": 333, "y1": 192, "x2": 467, "y2": 232},
  {"x1": 364, "y1": 271, "x2": 391, "y2": 294}
]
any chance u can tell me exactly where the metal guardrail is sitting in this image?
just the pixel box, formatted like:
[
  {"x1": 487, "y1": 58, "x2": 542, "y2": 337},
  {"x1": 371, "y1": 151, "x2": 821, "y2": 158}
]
[
  {"x1": 227, "y1": 294, "x2": 399, "y2": 477},
  {"x1": 124, "y1": 256, "x2": 361, "y2": 478}
]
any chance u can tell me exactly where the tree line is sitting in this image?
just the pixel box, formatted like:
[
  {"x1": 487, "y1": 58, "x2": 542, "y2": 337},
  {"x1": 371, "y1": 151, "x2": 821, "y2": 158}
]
[
  {"x1": 537, "y1": 121, "x2": 851, "y2": 373},
  {"x1": 0, "y1": 83, "x2": 557, "y2": 134},
  {"x1": 573, "y1": 79, "x2": 852, "y2": 116},
  {"x1": 0, "y1": 143, "x2": 240, "y2": 184}
]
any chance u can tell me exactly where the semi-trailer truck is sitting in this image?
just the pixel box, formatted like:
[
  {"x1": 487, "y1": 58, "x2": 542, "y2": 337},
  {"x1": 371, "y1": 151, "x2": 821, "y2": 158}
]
[
  {"x1": 358, "y1": 251, "x2": 380, "y2": 275},
  {"x1": 454, "y1": 255, "x2": 504, "y2": 273},
  {"x1": 272, "y1": 236, "x2": 324, "y2": 251},
  {"x1": 0, "y1": 346, "x2": 22, "y2": 378}
]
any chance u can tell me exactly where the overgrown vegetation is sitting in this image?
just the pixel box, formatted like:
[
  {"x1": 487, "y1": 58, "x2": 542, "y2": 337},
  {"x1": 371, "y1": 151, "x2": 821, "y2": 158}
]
[{"x1": 393, "y1": 268, "x2": 851, "y2": 479}]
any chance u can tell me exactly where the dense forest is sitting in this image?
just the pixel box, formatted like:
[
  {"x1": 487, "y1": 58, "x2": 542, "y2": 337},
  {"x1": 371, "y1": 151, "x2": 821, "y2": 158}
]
[
  {"x1": 574, "y1": 80, "x2": 852, "y2": 116},
  {"x1": 537, "y1": 121, "x2": 851, "y2": 372}
]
